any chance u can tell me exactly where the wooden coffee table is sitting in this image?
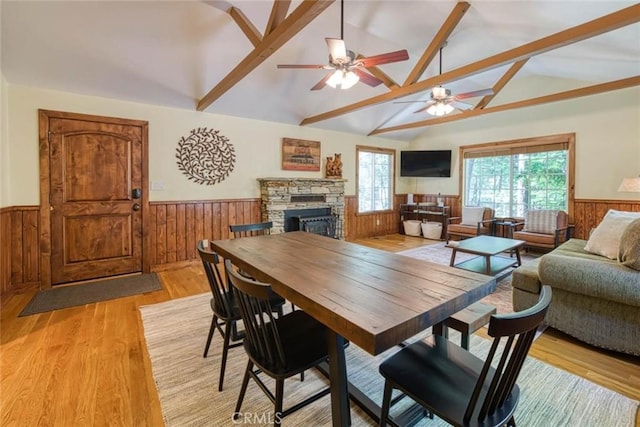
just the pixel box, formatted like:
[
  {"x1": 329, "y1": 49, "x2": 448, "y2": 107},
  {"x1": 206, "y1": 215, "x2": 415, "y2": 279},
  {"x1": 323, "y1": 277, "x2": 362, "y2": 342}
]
[{"x1": 447, "y1": 235, "x2": 525, "y2": 276}]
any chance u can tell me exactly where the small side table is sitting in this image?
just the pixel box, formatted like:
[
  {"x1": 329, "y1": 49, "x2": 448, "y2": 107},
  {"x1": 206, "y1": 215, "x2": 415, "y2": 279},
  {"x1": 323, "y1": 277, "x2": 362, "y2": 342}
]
[{"x1": 493, "y1": 221, "x2": 517, "y2": 238}]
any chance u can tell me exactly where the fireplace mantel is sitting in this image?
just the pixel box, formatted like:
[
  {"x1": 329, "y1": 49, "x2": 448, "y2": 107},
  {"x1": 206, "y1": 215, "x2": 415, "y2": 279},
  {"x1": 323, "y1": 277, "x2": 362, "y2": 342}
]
[{"x1": 258, "y1": 178, "x2": 346, "y2": 238}]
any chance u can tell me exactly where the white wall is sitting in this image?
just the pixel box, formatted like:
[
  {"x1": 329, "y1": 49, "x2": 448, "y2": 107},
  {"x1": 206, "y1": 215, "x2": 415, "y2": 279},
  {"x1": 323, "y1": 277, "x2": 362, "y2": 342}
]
[
  {"x1": 0, "y1": 73, "x2": 8, "y2": 208},
  {"x1": 0, "y1": 0, "x2": 8, "y2": 208},
  {"x1": 6, "y1": 84, "x2": 409, "y2": 205},
  {"x1": 404, "y1": 77, "x2": 640, "y2": 200}
]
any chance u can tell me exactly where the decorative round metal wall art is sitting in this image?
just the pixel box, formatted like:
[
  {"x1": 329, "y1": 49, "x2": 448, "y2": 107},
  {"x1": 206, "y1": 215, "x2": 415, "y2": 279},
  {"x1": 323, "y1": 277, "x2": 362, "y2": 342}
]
[{"x1": 176, "y1": 127, "x2": 235, "y2": 185}]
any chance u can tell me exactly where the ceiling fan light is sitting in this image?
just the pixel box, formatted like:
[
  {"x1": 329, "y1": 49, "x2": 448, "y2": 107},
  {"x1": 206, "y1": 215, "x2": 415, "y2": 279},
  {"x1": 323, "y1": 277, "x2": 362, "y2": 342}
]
[
  {"x1": 340, "y1": 71, "x2": 359, "y2": 89},
  {"x1": 326, "y1": 70, "x2": 344, "y2": 88},
  {"x1": 426, "y1": 101, "x2": 454, "y2": 116},
  {"x1": 444, "y1": 103, "x2": 454, "y2": 114},
  {"x1": 326, "y1": 70, "x2": 359, "y2": 89}
]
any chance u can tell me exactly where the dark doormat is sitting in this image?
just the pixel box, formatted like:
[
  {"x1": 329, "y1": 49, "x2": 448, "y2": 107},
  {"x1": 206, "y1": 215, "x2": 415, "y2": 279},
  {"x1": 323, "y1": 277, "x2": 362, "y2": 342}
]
[{"x1": 19, "y1": 273, "x2": 163, "y2": 317}]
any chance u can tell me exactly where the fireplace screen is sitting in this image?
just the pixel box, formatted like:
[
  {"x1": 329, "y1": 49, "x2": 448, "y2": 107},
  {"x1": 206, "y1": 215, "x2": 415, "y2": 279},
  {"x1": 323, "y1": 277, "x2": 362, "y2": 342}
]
[{"x1": 297, "y1": 215, "x2": 337, "y2": 238}]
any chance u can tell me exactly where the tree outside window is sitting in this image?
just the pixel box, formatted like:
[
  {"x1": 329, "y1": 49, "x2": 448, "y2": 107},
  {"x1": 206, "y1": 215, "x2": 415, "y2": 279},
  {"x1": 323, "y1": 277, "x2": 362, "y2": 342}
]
[
  {"x1": 462, "y1": 135, "x2": 574, "y2": 218},
  {"x1": 357, "y1": 146, "x2": 395, "y2": 214}
]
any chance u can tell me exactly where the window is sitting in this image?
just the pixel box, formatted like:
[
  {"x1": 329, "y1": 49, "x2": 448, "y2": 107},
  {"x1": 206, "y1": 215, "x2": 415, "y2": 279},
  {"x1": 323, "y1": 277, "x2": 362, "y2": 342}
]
[
  {"x1": 461, "y1": 134, "x2": 575, "y2": 218},
  {"x1": 357, "y1": 146, "x2": 395, "y2": 213}
]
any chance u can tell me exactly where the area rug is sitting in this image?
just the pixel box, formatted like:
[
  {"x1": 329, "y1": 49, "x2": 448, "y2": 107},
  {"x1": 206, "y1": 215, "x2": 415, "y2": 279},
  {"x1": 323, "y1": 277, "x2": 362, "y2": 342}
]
[
  {"x1": 397, "y1": 242, "x2": 539, "y2": 314},
  {"x1": 19, "y1": 273, "x2": 162, "y2": 316},
  {"x1": 140, "y1": 293, "x2": 639, "y2": 427}
]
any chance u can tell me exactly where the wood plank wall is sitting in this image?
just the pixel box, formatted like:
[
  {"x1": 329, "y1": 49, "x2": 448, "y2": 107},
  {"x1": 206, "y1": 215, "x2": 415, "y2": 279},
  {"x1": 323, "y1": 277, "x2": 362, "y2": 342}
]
[
  {"x1": 2, "y1": 197, "x2": 638, "y2": 295},
  {"x1": 1, "y1": 206, "x2": 40, "y2": 295},
  {"x1": 148, "y1": 199, "x2": 261, "y2": 266},
  {"x1": 573, "y1": 199, "x2": 640, "y2": 239},
  {"x1": 344, "y1": 194, "x2": 462, "y2": 238}
]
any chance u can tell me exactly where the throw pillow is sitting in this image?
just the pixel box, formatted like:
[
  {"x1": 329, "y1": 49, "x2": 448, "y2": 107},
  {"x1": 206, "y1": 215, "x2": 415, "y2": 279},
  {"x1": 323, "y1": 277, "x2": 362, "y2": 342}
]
[
  {"x1": 461, "y1": 206, "x2": 486, "y2": 226},
  {"x1": 522, "y1": 209, "x2": 559, "y2": 234},
  {"x1": 618, "y1": 218, "x2": 640, "y2": 270},
  {"x1": 584, "y1": 209, "x2": 640, "y2": 259}
]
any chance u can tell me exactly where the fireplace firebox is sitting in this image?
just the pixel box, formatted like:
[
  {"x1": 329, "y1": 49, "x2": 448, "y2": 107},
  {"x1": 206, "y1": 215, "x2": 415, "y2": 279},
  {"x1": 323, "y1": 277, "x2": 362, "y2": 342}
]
[{"x1": 284, "y1": 208, "x2": 338, "y2": 238}]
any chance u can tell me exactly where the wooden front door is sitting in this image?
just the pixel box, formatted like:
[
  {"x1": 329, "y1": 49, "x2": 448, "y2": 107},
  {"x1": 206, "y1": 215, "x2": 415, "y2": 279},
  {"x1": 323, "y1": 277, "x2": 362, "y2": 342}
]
[{"x1": 41, "y1": 111, "x2": 148, "y2": 285}]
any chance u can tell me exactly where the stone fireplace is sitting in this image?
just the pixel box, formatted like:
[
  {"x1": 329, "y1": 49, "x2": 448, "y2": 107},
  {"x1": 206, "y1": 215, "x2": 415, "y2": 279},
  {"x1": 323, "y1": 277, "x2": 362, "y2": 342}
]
[{"x1": 258, "y1": 178, "x2": 346, "y2": 239}]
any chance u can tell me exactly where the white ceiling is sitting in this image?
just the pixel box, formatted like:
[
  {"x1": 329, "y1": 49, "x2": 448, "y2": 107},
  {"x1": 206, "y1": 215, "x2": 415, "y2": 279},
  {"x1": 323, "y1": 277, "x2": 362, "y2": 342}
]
[{"x1": 2, "y1": 0, "x2": 639, "y2": 141}]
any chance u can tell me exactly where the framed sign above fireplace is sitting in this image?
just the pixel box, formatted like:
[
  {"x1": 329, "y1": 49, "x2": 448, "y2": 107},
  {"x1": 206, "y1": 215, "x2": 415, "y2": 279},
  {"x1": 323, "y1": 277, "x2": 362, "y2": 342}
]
[{"x1": 282, "y1": 138, "x2": 320, "y2": 171}]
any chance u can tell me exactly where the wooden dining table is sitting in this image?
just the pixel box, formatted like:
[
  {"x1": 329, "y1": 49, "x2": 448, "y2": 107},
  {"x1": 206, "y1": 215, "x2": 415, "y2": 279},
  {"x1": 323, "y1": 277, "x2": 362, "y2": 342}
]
[{"x1": 210, "y1": 231, "x2": 496, "y2": 426}]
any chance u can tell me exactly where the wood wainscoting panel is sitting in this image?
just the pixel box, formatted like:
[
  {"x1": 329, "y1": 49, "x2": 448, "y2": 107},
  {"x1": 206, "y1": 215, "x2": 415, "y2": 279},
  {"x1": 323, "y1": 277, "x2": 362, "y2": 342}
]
[
  {"x1": 344, "y1": 194, "x2": 461, "y2": 239},
  {"x1": 148, "y1": 199, "x2": 261, "y2": 266},
  {"x1": 4, "y1": 197, "x2": 636, "y2": 295},
  {"x1": 1, "y1": 206, "x2": 41, "y2": 295},
  {"x1": 573, "y1": 199, "x2": 640, "y2": 239},
  {"x1": 343, "y1": 195, "x2": 403, "y2": 239}
]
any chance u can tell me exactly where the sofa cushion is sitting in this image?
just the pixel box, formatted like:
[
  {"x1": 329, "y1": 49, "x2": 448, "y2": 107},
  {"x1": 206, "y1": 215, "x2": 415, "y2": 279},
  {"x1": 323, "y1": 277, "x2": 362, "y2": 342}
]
[
  {"x1": 511, "y1": 257, "x2": 542, "y2": 294},
  {"x1": 522, "y1": 209, "x2": 558, "y2": 234},
  {"x1": 619, "y1": 218, "x2": 640, "y2": 271},
  {"x1": 512, "y1": 230, "x2": 556, "y2": 247},
  {"x1": 538, "y1": 253, "x2": 640, "y2": 307},
  {"x1": 584, "y1": 209, "x2": 640, "y2": 259}
]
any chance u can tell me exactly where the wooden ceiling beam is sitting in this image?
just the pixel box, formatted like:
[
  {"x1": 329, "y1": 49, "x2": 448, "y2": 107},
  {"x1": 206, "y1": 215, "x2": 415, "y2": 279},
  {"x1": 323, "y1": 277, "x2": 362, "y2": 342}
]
[
  {"x1": 474, "y1": 59, "x2": 528, "y2": 110},
  {"x1": 265, "y1": 0, "x2": 292, "y2": 36},
  {"x1": 369, "y1": 76, "x2": 640, "y2": 135},
  {"x1": 228, "y1": 6, "x2": 263, "y2": 47},
  {"x1": 402, "y1": 1, "x2": 470, "y2": 87},
  {"x1": 198, "y1": 0, "x2": 334, "y2": 112},
  {"x1": 356, "y1": 54, "x2": 399, "y2": 90},
  {"x1": 300, "y1": 3, "x2": 640, "y2": 126}
]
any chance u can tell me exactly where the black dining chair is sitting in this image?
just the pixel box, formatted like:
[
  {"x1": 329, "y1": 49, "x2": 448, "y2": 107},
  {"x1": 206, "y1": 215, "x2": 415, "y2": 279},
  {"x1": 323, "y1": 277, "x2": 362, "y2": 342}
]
[
  {"x1": 378, "y1": 286, "x2": 552, "y2": 427},
  {"x1": 197, "y1": 240, "x2": 285, "y2": 392},
  {"x1": 229, "y1": 221, "x2": 273, "y2": 238},
  {"x1": 225, "y1": 259, "x2": 334, "y2": 425},
  {"x1": 229, "y1": 221, "x2": 296, "y2": 312}
]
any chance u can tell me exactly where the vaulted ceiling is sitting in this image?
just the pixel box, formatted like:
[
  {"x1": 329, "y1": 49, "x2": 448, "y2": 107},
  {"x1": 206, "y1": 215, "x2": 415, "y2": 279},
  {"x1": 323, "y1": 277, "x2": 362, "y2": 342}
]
[{"x1": 2, "y1": 1, "x2": 639, "y2": 141}]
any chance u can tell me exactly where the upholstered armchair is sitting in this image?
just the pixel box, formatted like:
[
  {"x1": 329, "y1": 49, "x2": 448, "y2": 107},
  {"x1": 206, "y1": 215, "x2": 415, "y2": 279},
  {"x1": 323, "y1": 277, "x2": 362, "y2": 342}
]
[
  {"x1": 512, "y1": 209, "x2": 570, "y2": 251},
  {"x1": 446, "y1": 207, "x2": 495, "y2": 243}
]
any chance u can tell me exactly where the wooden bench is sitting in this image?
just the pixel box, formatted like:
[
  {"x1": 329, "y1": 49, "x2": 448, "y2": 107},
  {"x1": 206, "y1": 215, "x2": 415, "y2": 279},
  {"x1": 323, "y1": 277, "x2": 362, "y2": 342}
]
[{"x1": 434, "y1": 302, "x2": 497, "y2": 350}]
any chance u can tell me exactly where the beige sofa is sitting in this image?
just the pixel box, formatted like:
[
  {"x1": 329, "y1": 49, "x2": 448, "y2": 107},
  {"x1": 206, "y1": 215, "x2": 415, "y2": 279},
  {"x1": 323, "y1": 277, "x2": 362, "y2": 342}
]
[{"x1": 511, "y1": 238, "x2": 640, "y2": 356}]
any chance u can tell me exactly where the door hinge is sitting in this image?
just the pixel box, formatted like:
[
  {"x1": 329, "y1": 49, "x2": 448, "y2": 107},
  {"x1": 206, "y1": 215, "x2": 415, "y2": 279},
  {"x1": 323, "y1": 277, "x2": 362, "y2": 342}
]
[{"x1": 47, "y1": 131, "x2": 52, "y2": 142}]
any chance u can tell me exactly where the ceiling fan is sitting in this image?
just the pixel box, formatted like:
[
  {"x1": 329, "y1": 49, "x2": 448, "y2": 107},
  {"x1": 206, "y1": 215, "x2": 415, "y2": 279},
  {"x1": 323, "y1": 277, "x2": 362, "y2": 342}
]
[
  {"x1": 395, "y1": 44, "x2": 493, "y2": 115},
  {"x1": 276, "y1": 0, "x2": 409, "y2": 90}
]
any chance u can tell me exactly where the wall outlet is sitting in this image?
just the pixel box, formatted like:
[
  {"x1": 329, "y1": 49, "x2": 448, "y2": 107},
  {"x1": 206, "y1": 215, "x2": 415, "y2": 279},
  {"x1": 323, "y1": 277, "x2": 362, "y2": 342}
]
[
  {"x1": 376, "y1": 219, "x2": 380, "y2": 226},
  {"x1": 151, "y1": 180, "x2": 165, "y2": 191}
]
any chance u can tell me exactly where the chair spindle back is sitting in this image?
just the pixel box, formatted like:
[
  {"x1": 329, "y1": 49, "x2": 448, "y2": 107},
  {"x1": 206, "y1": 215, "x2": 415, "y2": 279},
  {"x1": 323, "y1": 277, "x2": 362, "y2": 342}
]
[
  {"x1": 464, "y1": 286, "x2": 552, "y2": 423},
  {"x1": 230, "y1": 221, "x2": 273, "y2": 239},
  {"x1": 197, "y1": 240, "x2": 235, "y2": 319},
  {"x1": 225, "y1": 259, "x2": 287, "y2": 371}
]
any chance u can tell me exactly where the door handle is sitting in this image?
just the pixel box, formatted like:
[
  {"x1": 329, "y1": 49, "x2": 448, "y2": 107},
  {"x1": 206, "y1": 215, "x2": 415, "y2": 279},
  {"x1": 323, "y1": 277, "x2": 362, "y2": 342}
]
[
  {"x1": 133, "y1": 203, "x2": 141, "y2": 211},
  {"x1": 132, "y1": 188, "x2": 141, "y2": 199}
]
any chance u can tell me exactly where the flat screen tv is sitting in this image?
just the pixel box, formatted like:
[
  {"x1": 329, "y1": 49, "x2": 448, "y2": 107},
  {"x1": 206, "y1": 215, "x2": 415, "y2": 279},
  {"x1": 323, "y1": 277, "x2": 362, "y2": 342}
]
[{"x1": 400, "y1": 150, "x2": 452, "y2": 177}]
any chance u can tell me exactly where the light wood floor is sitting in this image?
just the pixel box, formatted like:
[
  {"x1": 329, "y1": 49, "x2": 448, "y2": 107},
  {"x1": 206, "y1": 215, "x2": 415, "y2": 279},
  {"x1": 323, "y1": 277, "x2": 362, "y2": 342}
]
[{"x1": 1, "y1": 234, "x2": 638, "y2": 426}]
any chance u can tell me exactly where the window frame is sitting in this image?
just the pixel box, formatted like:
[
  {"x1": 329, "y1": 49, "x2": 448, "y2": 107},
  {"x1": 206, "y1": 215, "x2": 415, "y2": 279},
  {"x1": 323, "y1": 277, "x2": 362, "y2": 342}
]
[
  {"x1": 356, "y1": 145, "x2": 396, "y2": 215},
  {"x1": 459, "y1": 133, "x2": 575, "y2": 219}
]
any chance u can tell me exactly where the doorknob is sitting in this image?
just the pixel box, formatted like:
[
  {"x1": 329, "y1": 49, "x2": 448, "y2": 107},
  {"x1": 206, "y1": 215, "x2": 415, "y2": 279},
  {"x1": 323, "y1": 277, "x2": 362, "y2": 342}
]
[{"x1": 133, "y1": 203, "x2": 141, "y2": 211}]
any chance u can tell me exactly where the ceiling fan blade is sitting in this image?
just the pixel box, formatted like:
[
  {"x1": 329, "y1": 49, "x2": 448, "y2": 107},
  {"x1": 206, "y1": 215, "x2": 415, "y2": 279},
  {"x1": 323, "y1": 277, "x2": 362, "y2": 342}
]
[
  {"x1": 413, "y1": 101, "x2": 436, "y2": 114},
  {"x1": 326, "y1": 38, "x2": 347, "y2": 62},
  {"x1": 454, "y1": 88, "x2": 494, "y2": 100},
  {"x1": 353, "y1": 69, "x2": 383, "y2": 87},
  {"x1": 358, "y1": 49, "x2": 409, "y2": 68},
  {"x1": 277, "y1": 64, "x2": 329, "y2": 69},
  {"x1": 393, "y1": 100, "x2": 430, "y2": 104},
  {"x1": 450, "y1": 100, "x2": 473, "y2": 110},
  {"x1": 310, "y1": 73, "x2": 333, "y2": 91}
]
